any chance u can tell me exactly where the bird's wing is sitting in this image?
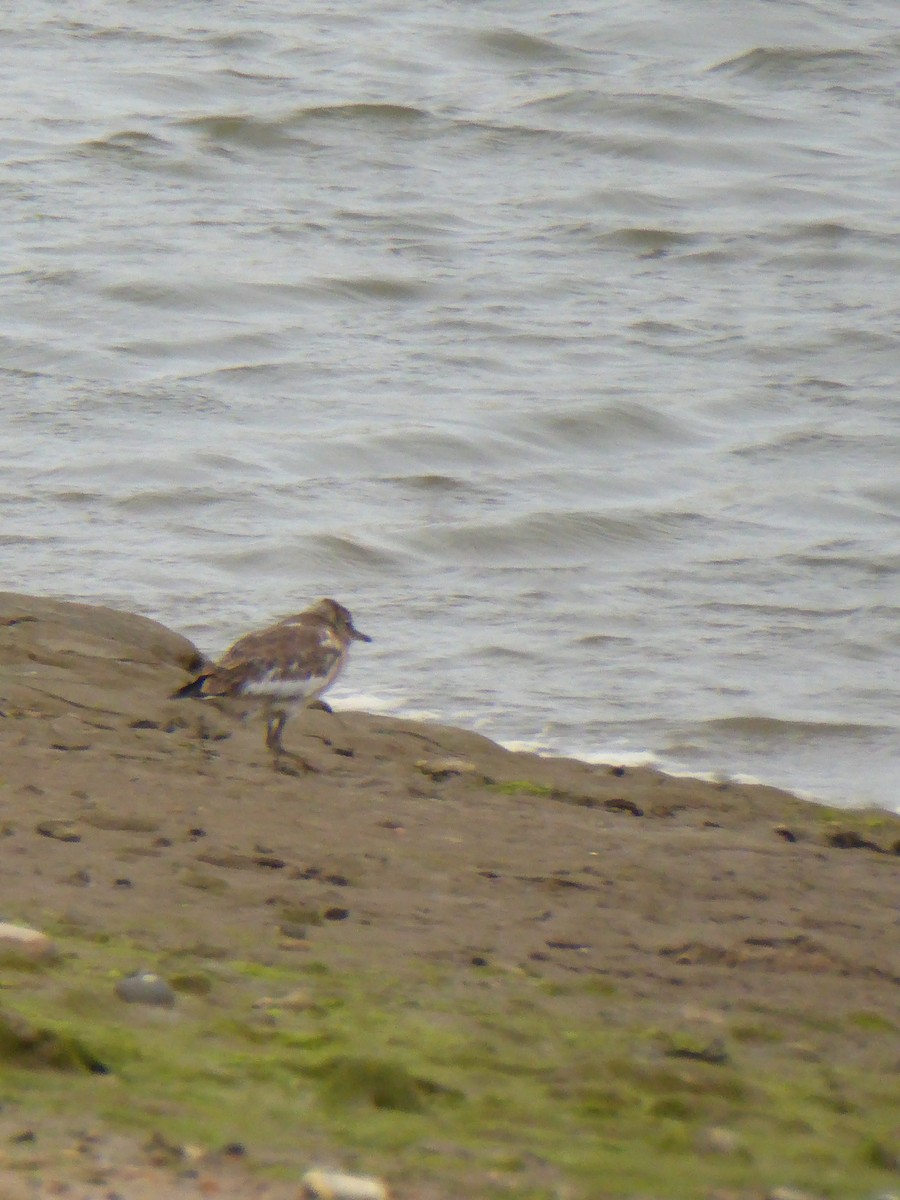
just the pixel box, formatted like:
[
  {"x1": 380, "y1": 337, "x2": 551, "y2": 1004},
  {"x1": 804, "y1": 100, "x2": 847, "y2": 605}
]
[{"x1": 203, "y1": 621, "x2": 344, "y2": 697}]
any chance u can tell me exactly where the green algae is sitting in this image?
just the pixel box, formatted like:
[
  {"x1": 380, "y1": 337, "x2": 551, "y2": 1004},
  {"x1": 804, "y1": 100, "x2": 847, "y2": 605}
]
[
  {"x1": 488, "y1": 780, "x2": 555, "y2": 797},
  {"x1": 1, "y1": 931, "x2": 899, "y2": 1199},
  {"x1": 846, "y1": 1010, "x2": 897, "y2": 1034}
]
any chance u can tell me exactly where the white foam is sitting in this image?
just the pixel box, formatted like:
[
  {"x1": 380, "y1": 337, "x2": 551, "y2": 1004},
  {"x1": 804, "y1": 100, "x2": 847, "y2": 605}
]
[
  {"x1": 568, "y1": 748, "x2": 660, "y2": 768},
  {"x1": 330, "y1": 692, "x2": 403, "y2": 714}
]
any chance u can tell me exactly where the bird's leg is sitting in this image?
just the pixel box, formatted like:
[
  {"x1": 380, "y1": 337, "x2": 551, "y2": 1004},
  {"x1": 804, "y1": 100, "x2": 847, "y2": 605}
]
[
  {"x1": 266, "y1": 710, "x2": 318, "y2": 775},
  {"x1": 265, "y1": 711, "x2": 286, "y2": 754}
]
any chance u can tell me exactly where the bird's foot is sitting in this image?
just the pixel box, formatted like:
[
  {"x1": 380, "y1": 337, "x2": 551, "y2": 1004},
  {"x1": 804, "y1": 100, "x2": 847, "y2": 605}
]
[{"x1": 272, "y1": 751, "x2": 320, "y2": 776}]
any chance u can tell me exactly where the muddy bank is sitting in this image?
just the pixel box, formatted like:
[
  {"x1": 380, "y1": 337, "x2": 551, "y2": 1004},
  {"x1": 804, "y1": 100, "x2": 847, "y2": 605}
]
[{"x1": 1, "y1": 593, "x2": 898, "y2": 1200}]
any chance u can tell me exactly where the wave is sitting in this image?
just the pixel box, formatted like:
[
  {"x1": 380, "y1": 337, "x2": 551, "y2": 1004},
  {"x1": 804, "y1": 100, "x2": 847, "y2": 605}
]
[
  {"x1": 177, "y1": 113, "x2": 304, "y2": 149},
  {"x1": 515, "y1": 400, "x2": 697, "y2": 450},
  {"x1": 313, "y1": 275, "x2": 432, "y2": 302},
  {"x1": 466, "y1": 28, "x2": 583, "y2": 64},
  {"x1": 180, "y1": 103, "x2": 433, "y2": 152},
  {"x1": 710, "y1": 46, "x2": 890, "y2": 84},
  {"x1": 702, "y1": 716, "x2": 889, "y2": 741},
  {"x1": 521, "y1": 89, "x2": 774, "y2": 133},
  {"x1": 209, "y1": 534, "x2": 408, "y2": 576},
  {"x1": 82, "y1": 130, "x2": 173, "y2": 157},
  {"x1": 298, "y1": 102, "x2": 430, "y2": 124},
  {"x1": 403, "y1": 507, "x2": 704, "y2": 564}
]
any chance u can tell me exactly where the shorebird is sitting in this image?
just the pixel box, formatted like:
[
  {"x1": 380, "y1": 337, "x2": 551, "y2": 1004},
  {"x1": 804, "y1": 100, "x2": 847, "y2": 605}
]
[{"x1": 172, "y1": 598, "x2": 371, "y2": 773}]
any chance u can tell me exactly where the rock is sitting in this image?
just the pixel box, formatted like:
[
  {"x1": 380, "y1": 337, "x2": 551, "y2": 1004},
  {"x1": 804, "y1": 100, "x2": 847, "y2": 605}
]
[
  {"x1": 766, "y1": 1189, "x2": 825, "y2": 1200},
  {"x1": 301, "y1": 1169, "x2": 388, "y2": 1200},
  {"x1": 48, "y1": 715, "x2": 92, "y2": 752},
  {"x1": 827, "y1": 829, "x2": 882, "y2": 851},
  {"x1": 0, "y1": 923, "x2": 58, "y2": 964},
  {"x1": 0, "y1": 1009, "x2": 108, "y2": 1073},
  {"x1": 663, "y1": 1034, "x2": 728, "y2": 1065},
  {"x1": 252, "y1": 988, "x2": 315, "y2": 1012},
  {"x1": 279, "y1": 922, "x2": 308, "y2": 940},
  {"x1": 35, "y1": 819, "x2": 81, "y2": 843},
  {"x1": 603, "y1": 797, "x2": 643, "y2": 817},
  {"x1": 115, "y1": 971, "x2": 176, "y2": 1008},
  {"x1": 415, "y1": 757, "x2": 476, "y2": 782}
]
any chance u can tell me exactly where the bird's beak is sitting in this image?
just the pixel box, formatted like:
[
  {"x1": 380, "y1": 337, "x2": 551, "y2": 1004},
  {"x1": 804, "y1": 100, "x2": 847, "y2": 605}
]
[{"x1": 350, "y1": 624, "x2": 372, "y2": 643}]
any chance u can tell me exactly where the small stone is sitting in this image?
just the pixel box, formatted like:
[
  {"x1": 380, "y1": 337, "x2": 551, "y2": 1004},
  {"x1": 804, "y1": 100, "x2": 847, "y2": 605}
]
[
  {"x1": 115, "y1": 971, "x2": 176, "y2": 1008},
  {"x1": 0, "y1": 923, "x2": 59, "y2": 964},
  {"x1": 664, "y1": 1035, "x2": 728, "y2": 1065},
  {"x1": 279, "y1": 922, "x2": 307, "y2": 940},
  {"x1": 774, "y1": 825, "x2": 798, "y2": 842},
  {"x1": 323, "y1": 907, "x2": 349, "y2": 922},
  {"x1": 254, "y1": 988, "x2": 314, "y2": 1012},
  {"x1": 415, "y1": 757, "x2": 476, "y2": 781},
  {"x1": 827, "y1": 829, "x2": 881, "y2": 851},
  {"x1": 766, "y1": 1189, "x2": 824, "y2": 1200},
  {"x1": 270, "y1": 988, "x2": 314, "y2": 1008},
  {"x1": 36, "y1": 819, "x2": 81, "y2": 843},
  {"x1": 603, "y1": 797, "x2": 643, "y2": 817},
  {"x1": 301, "y1": 1169, "x2": 388, "y2": 1200},
  {"x1": 697, "y1": 1126, "x2": 743, "y2": 1156},
  {"x1": 48, "y1": 716, "x2": 91, "y2": 752}
]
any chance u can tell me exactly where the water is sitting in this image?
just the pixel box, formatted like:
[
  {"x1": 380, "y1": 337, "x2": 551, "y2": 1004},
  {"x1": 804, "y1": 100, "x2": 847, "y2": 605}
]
[{"x1": 2, "y1": 1, "x2": 899, "y2": 811}]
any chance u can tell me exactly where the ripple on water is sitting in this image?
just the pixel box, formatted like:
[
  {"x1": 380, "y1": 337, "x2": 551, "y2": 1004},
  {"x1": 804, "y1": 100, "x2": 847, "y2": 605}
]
[
  {"x1": 178, "y1": 113, "x2": 311, "y2": 150},
  {"x1": 697, "y1": 715, "x2": 892, "y2": 743},
  {"x1": 463, "y1": 28, "x2": 585, "y2": 64},
  {"x1": 208, "y1": 533, "x2": 408, "y2": 579},
  {"x1": 404, "y1": 508, "x2": 705, "y2": 566},
  {"x1": 82, "y1": 130, "x2": 174, "y2": 157},
  {"x1": 111, "y1": 487, "x2": 249, "y2": 514},
  {"x1": 313, "y1": 275, "x2": 434, "y2": 302},
  {"x1": 520, "y1": 88, "x2": 778, "y2": 133}
]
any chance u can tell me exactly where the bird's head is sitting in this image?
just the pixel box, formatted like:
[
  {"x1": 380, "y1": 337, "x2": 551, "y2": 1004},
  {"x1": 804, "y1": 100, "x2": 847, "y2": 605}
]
[{"x1": 312, "y1": 598, "x2": 372, "y2": 642}]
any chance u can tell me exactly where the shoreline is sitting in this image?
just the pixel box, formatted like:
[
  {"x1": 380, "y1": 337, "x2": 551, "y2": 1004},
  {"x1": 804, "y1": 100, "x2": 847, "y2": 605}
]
[{"x1": 1, "y1": 591, "x2": 898, "y2": 1199}]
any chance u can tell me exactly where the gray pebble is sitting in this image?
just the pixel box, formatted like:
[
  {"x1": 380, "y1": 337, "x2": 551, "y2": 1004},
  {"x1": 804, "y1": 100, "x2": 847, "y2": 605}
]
[{"x1": 115, "y1": 971, "x2": 176, "y2": 1008}]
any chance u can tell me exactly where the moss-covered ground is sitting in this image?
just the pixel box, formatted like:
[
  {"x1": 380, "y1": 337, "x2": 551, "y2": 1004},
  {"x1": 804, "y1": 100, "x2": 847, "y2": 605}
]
[{"x1": 1, "y1": 929, "x2": 897, "y2": 1199}]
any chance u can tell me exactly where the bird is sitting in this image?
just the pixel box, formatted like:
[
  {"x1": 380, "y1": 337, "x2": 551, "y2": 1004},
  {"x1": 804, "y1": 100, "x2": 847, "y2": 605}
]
[{"x1": 172, "y1": 598, "x2": 371, "y2": 773}]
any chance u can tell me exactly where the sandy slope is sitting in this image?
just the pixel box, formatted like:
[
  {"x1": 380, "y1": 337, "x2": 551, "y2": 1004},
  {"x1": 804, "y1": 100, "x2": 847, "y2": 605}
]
[{"x1": 1, "y1": 593, "x2": 898, "y2": 1199}]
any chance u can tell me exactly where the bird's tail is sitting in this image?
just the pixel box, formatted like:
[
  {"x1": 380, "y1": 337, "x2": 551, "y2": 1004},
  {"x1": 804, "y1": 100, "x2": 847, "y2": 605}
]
[{"x1": 171, "y1": 675, "x2": 210, "y2": 700}]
